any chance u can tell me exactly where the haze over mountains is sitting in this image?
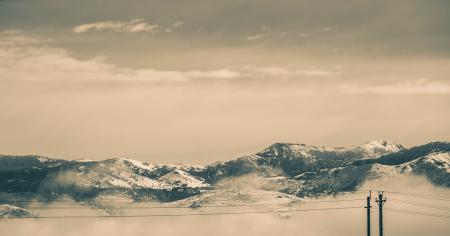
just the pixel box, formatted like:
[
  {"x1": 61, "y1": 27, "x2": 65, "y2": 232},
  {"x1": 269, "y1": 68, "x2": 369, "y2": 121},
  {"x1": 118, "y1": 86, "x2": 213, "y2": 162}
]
[{"x1": 0, "y1": 139, "x2": 449, "y2": 217}]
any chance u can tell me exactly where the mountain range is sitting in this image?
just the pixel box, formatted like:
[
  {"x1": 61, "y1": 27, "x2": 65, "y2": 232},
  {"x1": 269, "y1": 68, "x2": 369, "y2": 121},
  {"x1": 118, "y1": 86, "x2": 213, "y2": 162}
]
[{"x1": 0, "y1": 139, "x2": 449, "y2": 217}]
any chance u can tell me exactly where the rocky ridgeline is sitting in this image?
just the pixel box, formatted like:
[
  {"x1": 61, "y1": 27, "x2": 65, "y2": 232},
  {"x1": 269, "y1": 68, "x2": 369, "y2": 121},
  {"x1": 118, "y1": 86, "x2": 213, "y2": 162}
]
[{"x1": 0, "y1": 140, "x2": 448, "y2": 206}]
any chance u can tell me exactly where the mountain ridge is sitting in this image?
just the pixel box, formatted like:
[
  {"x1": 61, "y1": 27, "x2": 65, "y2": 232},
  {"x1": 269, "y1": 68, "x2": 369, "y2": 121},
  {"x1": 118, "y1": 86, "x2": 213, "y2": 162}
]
[
  {"x1": 0, "y1": 140, "x2": 448, "y2": 210},
  {"x1": 0, "y1": 139, "x2": 405, "y2": 167}
]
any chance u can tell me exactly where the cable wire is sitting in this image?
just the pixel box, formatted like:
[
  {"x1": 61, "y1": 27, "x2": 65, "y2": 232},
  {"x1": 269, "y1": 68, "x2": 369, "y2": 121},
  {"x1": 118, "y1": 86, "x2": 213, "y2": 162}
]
[
  {"x1": 385, "y1": 207, "x2": 450, "y2": 220},
  {"x1": 0, "y1": 197, "x2": 363, "y2": 204},
  {"x1": 383, "y1": 191, "x2": 450, "y2": 201},
  {"x1": 389, "y1": 198, "x2": 450, "y2": 211},
  {"x1": 23, "y1": 199, "x2": 363, "y2": 210},
  {"x1": 3, "y1": 206, "x2": 362, "y2": 219}
]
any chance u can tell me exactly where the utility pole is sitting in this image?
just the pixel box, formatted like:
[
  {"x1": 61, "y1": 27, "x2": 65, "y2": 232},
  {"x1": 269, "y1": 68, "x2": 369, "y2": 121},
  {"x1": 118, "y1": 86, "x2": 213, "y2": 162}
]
[
  {"x1": 375, "y1": 191, "x2": 386, "y2": 236},
  {"x1": 365, "y1": 190, "x2": 372, "y2": 236}
]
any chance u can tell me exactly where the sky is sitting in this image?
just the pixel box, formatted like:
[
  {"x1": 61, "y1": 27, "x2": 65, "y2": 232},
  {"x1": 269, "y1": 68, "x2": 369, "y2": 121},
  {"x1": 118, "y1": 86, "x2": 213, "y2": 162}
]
[{"x1": 0, "y1": 0, "x2": 449, "y2": 164}]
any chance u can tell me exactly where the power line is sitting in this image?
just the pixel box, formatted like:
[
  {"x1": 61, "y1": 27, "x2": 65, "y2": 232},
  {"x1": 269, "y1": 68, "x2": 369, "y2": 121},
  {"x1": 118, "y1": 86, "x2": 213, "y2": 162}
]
[
  {"x1": 0, "y1": 190, "x2": 369, "y2": 200},
  {"x1": 0, "y1": 193, "x2": 293, "y2": 203},
  {"x1": 389, "y1": 198, "x2": 450, "y2": 211},
  {"x1": 1, "y1": 197, "x2": 362, "y2": 204},
  {"x1": 10, "y1": 199, "x2": 363, "y2": 210},
  {"x1": 3, "y1": 206, "x2": 362, "y2": 219},
  {"x1": 385, "y1": 208, "x2": 450, "y2": 220},
  {"x1": 23, "y1": 203, "x2": 289, "y2": 210},
  {"x1": 0, "y1": 196, "x2": 287, "y2": 203},
  {"x1": 382, "y1": 191, "x2": 450, "y2": 201}
]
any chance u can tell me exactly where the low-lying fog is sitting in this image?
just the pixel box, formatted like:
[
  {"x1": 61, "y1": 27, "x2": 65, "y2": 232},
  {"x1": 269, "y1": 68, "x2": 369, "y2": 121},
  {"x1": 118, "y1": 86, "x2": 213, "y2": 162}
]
[{"x1": 1, "y1": 175, "x2": 449, "y2": 236}]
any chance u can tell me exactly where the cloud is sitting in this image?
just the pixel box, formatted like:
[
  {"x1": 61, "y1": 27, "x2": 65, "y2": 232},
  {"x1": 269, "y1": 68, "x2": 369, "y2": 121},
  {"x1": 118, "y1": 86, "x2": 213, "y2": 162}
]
[
  {"x1": 0, "y1": 30, "x2": 343, "y2": 84},
  {"x1": 247, "y1": 34, "x2": 269, "y2": 41},
  {"x1": 242, "y1": 66, "x2": 342, "y2": 77},
  {"x1": 72, "y1": 19, "x2": 183, "y2": 34},
  {"x1": 341, "y1": 79, "x2": 450, "y2": 95},
  {"x1": 246, "y1": 25, "x2": 315, "y2": 42},
  {"x1": 0, "y1": 175, "x2": 449, "y2": 236},
  {"x1": 172, "y1": 21, "x2": 184, "y2": 29},
  {"x1": 246, "y1": 26, "x2": 277, "y2": 41},
  {"x1": 0, "y1": 30, "x2": 239, "y2": 83},
  {"x1": 2, "y1": 30, "x2": 448, "y2": 97},
  {"x1": 0, "y1": 29, "x2": 44, "y2": 46}
]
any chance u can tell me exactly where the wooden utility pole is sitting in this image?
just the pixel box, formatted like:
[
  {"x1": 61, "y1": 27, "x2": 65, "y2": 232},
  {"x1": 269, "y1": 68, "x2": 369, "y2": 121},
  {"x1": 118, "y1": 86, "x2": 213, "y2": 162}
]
[
  {"x1": 365, "y1": 190, "x2": 372, "y2": 236},
  {"x1": 375, "y1": 191, "x2": 386, "y2": 236}
]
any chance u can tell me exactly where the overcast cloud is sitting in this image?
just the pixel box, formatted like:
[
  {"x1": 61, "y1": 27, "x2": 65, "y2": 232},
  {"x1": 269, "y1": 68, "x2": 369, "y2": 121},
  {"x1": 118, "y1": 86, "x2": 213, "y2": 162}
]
[{"x1": 0, "y1": 0, "x2": 449, "y2": 163}]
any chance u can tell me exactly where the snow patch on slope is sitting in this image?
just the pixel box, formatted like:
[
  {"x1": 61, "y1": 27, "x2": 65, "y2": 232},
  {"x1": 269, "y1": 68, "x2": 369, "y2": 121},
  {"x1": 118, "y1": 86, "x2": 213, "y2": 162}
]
[
  {"x1": 367, "y1": 164, "x2": 399, "y2": 179},
  {"x1": 356, "y1": 139, "x2": 404, "y2": 158},
  {"x1": 122, "y1": 158, "x2": 157, "y2": 171},
  {"x1": 0, "y1": 204, "x2": 35, "y2": 218},
  {"x1": 158, "y1": 169, "x2": 209, "y2": 188},
  {"x1": 422, "y1": 152, "x2": 450, "y2": 173}
]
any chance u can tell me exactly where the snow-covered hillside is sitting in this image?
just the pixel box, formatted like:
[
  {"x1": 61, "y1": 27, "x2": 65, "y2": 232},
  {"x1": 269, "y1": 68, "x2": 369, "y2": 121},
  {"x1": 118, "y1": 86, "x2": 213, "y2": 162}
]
[
  {"x1": 0, "y1": 204, "x2": 35, "y2": 218},
  {"x1": 0, "y1": 140, "x2": 449, "y2": 217}
]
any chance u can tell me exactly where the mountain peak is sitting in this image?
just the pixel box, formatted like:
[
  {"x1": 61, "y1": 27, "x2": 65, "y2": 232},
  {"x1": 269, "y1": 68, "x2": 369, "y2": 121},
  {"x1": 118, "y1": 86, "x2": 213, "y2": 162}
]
[
  {"x1": 258, "y1": 142, "x2": 321, "y2": 158},
  {"x1": 358, "y1": 139, "x2": 404, "y2": 152},
  {"x1": 260, "y1": 139, "x2": 404, "y2": 158}
]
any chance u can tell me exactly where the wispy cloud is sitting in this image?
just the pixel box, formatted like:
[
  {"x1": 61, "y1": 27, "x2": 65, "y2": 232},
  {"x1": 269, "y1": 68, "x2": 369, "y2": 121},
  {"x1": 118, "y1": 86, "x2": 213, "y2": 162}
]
[
  {"x1": 172, "y1": 21, "x2": 184, "y2": 29},
  {"x1": 242, "y1": 66, "x2": 342, "y2": 77},
  {"x1": 246, "y1": 33, "x2": 269, "y2": 41},
  {"x1": 72, "y1": 19, "x2": 183, "y2": 34},
  {"x1": 0, "y1": 30, "x2": 347, "y2": 85},
  {"x1": 0, "y1": 29, "x2": 44, "y2": 46},
  {"x1": 2, "y1": 30, "x2": 448, "y2": 97},
  {"x1": 0, "y1": 30, "x2": 239, "y2": 83},
  {"x1": 72, "y1": 19, "x2": 158, "y2": 33},
  {"x1": 246, "y1": 25, "x2": 310, "y2": 42},
  {"x1": 245, "y1": 25, "x2": 339, "y2": 42},
  {"x1": 341, "y1": 79, "x2": 450, "y2": 95}
]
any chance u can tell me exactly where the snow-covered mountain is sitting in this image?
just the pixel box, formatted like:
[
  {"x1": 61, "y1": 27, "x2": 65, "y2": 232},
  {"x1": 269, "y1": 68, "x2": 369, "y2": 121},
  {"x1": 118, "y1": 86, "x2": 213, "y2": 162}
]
[
  {"x1": 0, "y1": 139, "x2": 449, "y2": 217},
  {"x1": 0, "y1": 204, "x2": 35, "y2": 218}
]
